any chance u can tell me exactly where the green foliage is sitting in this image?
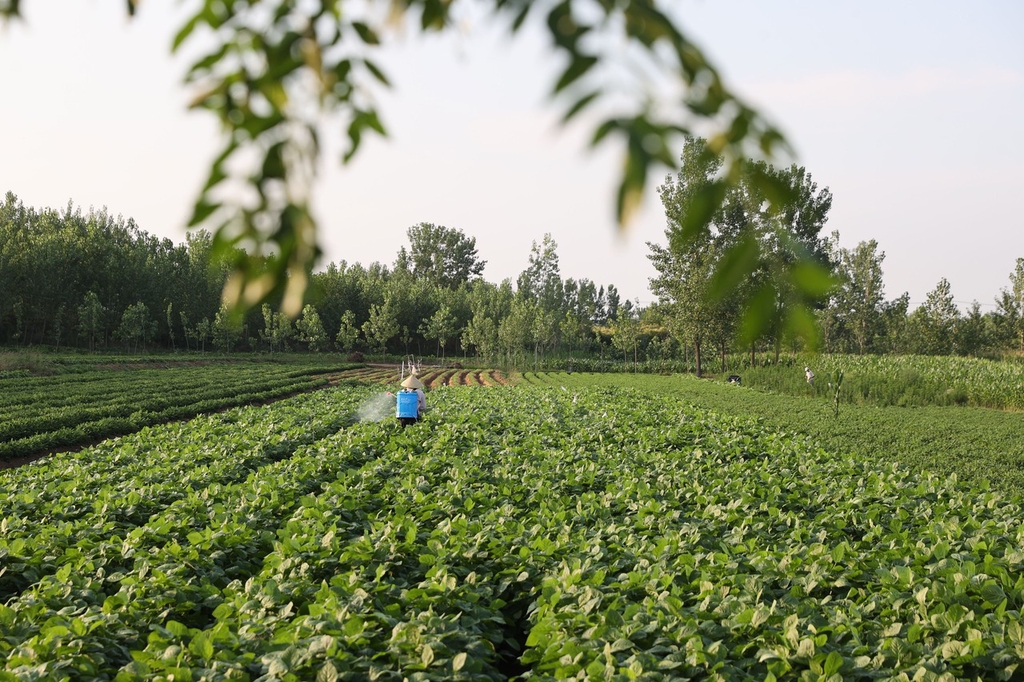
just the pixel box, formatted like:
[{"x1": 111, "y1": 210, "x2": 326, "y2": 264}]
[
  {"x1": 362, "y1": 300, "x2": 400, "y2": 355},
  {"x1": 3, "y1": 0, "x2": 796, "y2": 322},
  {"x1": 2, "y1": 384, "x2": 1023, "y2": 678},
  {"x1": 0, "y1": 357, "x2": 356, "y2": 461},
  {"x1": 825, "y1": 238, "x2": 887, "y2": 354},
  {"x1": 1003, "y1": 258, "x2": 1024, "y2": 352},
  {"x1": 650, "y1": 138, "x2": 837, "y2": 363},
  {"x1": 0, "y1": 350, "x2": 56, "y2": 377},
  {"x1": 77, "y1": 290, "x2": 106, "y2": 352},
  {"x1": 212, "y1": 303, "x2": 244, "y2": 352},
  {"x1": 296, "y1": 303, "x2": 329, "y2": 352},
  {"x1": 735, "y1": 353, "x2": 1024, "y2": 411},
  {"x1": 260, "y1": 303, "x2": 296, "y2": 352},
  {"x1": 334, "y1": 309, "x2": 360, "y2": 352},
  {"x1": 114, "y1": 301, "x2": 157, "y2": 352},
  {"x1": 517, "y1": 233, "x2": 563, "y2": 313},
  {"x1": 420, "y1": 304, "x2": 458, "y2": 360},
  {"x1": 535, "y1": 371, "x2": 1024, "y2": 494},
  {"x1": 909, "y1": 277, "x2": 960, "y2": 355},
  {"x1": 610, "y1": 308, "x2": 641, "y2": 370},
  {"x1": 0, "y1": 194, "x2": 243, "y2": 350},
  {"x1": 826, "y1": 368, "x2": 844, "y2": 419},
  {"x1": 401, "y1": 223, "x2": 486, "y2": 289}
]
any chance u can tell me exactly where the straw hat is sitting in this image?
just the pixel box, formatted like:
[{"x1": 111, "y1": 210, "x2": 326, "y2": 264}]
[{"x1": 401, "y1": 374, "x2": 423, "y2": 389}]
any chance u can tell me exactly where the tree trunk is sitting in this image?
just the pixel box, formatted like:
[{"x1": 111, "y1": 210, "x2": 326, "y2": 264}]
[{"x1": 694, "y1": 339, "x2": 702, "y2": 377}]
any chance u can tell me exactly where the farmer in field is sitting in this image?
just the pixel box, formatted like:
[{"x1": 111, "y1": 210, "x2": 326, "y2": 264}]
[
  {"x1": 805, "y1": 366, "x2": 815, "y2": 386},
  {"x1": 396, "y1": 373, "x2": 427, "y2": 427}
]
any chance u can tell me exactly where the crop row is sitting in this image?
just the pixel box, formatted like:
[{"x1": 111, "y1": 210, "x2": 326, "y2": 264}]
[
  {"x1": 3, "y1": 385, "x2": 1023, "y2": 679},
  {"x1": 0, "y1": 364, "x2": 358, "y2": 462},
  {"x1": 0, "y1": 388, "x2": 379, "y2": 605},
  {"x1": 527, "y1": 370, "x2": 1024, "y2": 495},
  {"x1": 333, "y1": 366, "x2": 508, "y2": 388}
]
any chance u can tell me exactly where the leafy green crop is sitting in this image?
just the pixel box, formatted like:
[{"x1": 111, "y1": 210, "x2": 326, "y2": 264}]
[
  {"x1": 532, "y1": 371, "x2": 1024, "y2": 495},
  {"x1": 0, "y1": 362, "x2": 358, "y2": 461},
  {"x1": 2, "y1": 384, "x2": 1022, "y2": 679}
]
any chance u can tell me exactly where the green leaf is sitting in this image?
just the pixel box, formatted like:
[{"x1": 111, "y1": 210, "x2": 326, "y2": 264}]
[
  {"x1": 791, "y1": 262, "x2": 837, "y2": 299},
  {"x1": 728, "y1": 109, "x2": 753, "y2": 144},
  {"x1": 680, "y1": 180, "x2": 727, "y2": 243},
  {"x1": 267, "y1": 655, "x2": 288, "y2": 676},
  {"x1": 510, "y1": 3, "x2": 531, "y2": 32},
  {"x1": 759, "y1": 129, "x2": 788, "y2": 156},
  {"x1": 739, "y1": 283, "x2": 778, "y2": 343},
  {"x1": 452, "y1": 652, "x2": 467, "y2": 672},
  {"x1": 317, "y1": 661, "x2": 339, "y2": 682},
  {"x1": 562, "y1": 91, "x2": 600, "y2": 123},
  {"x1": 822, "y1": 650, "x2": 843, "y2": 677},
  {"x1": 710, "y1": 230, "x2": 759, "y2": 300},
  {"x1": 785, "y1": 304, "x2": 821, "y2": 349},
  {"x1": 343, "y1": 615, "x2": 364, "y2": 637},
  {"x1": 610, "y1": 638, "x2": 634, "y2": 653},
  {"x1": 172, "y1": 13, "x2": 201, "y2": 52},
  {"x1": 351, "y1": 21, "x2": 380, "y2": 45},
  {"x1": 554, "y1": 54, "x2": 598, "y2": 94},
  {"x1": 187, "y1": 200, "x2": 219, "y2": 227},
  {"x1": 748, "y1": 163, "x2": 796, "y2": 210},
  {"x1": 262, "y1": 142, "x2": 287, "y2": 180},
  {"x1": 189, "y1": 632, "x2": 214, "y2": 660},
  {"x1": 166, "y1": 620, "x2": 189, "y2": 638},
  {"x1": 187, "y1": 43, "x2": 232, "y2": 78},
  {"x1": 980, "y1": 583, "x2": 1006, "y2": 605},
  {"x1": 362, "y1": 58, "x2": 390, "y2": 86},
  {"x1": 616, "y1": 144, "x2": 647, "y2": 226},
  {"x1": 591, "y1": 118, "x2": 620, "y2": 146}
]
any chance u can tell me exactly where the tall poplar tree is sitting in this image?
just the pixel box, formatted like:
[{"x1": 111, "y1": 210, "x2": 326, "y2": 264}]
[{"x1": 837, "y1": 240, "x2": 886, "y2": 354}]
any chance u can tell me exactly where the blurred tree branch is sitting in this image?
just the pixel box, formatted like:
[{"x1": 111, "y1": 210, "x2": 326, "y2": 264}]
[{"x1": 2, "y1": 0, "x2": 816, "y2": 340}]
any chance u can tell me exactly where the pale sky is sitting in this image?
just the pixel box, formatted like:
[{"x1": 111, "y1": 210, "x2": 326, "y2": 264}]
[{"x1": 2, "y1": 2, "x2": 1022, "y2": 310}]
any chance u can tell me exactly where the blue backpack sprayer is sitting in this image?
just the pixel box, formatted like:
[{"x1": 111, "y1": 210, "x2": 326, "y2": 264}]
[
  {"x1": 396, "y1": 391, "x2": 419, "y2": 419},
  {"x1": 395, "y1": 373, "x2": 424, "y2": 426}
]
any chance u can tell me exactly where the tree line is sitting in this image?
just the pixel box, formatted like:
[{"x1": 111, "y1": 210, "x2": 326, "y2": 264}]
[
  {"x1": 0, "y1": 192, "x2": 629, "y2": 365},
  {"x1": 3, "y1": 151, "x2": 1022, "y2": 369},
  {"x1": 647, "y1": 138, "x2": 1024, "y2": 373}
]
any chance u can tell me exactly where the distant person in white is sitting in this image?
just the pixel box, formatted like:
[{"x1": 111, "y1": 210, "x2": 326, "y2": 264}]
[{"x1": 805, "y1": 366, "x2": 815, "y2": 386}]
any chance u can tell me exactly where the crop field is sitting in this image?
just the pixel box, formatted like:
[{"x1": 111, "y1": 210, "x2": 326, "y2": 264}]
[
  {"x1": 2, "y1": 382, "x2": 1023, "y2": 680},
  {"x1": 0, "y1": 360, "x2": 359, "y2": 464},
  {"x1": 526, "y1": 371, "x2": 1024, "y2": 495},
  {"x1": 712, "y1": 354, "x2": 1024, "y2": 411},
  {"x1": 332, "y1": 365, "x2": 510, "y2": 388}
]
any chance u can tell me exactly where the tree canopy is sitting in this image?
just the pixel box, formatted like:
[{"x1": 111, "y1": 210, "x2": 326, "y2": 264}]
[
  {"x1": 398, "y1": 223, "x2": 485, "y2": 289},
  {"x1": 2, "y1": 0, "x2": 809, "y2": 337},
  {"x1": 649, "y1": 137, "x2": 836, "y2": 367}
]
